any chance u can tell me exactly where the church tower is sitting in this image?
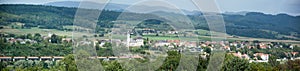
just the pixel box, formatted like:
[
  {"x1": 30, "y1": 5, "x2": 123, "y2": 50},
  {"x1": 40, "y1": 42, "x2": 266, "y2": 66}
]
[{"x1": 127, "y1": 31, "x2": 130, "y2": 47}]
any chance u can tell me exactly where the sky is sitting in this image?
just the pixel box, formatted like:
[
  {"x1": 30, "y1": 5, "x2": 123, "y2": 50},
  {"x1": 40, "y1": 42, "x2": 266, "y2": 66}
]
[{"x1": 0, "y1": 0, "x2": 299, "y2": 16}]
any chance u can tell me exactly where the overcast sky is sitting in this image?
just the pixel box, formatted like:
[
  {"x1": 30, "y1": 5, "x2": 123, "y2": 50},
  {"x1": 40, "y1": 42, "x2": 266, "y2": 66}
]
[{"x1": 1, "y1": 0, "x2": 299, "y2": 16}]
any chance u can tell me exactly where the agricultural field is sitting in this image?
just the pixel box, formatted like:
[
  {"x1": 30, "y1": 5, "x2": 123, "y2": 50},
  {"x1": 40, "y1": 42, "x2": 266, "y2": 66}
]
[{"x1": 0, "y1": 27, "x2": 93, "y2": 38}]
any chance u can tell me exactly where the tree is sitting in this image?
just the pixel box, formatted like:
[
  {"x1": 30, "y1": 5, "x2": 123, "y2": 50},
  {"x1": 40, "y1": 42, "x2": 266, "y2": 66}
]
[
  {"x1": 98, "y1": 34, "x2": 104, "y2": 37},
  {"x1": 249, "y1": 63, "x2": 273, "y2": 71},
  {"x1": 276, "y1": 59, "x2": 300, "y2": 70},
  {"x1": 204, "y1": 47, "x2": 211, "y2": 54},
  {"x1": 59, "y1": 54, "x2": 78, "y2": 71},
  {"x1": 93, "y1": 34, "x2": 98, "y2": 37},
  {"x1": 103, "y1": 43, "x2": 112, "y2": 47},
  {"x1": 26, "y1": 33, "x2": 33, "y2": 39},
  {"x1": 157, "y1": 51, "x2": 181, "y2": 71},
  {"x1": 197, "y1": 57, "x2": 209, "y2": 71},
  {"x1": 222, "y1": 54, "x2": 250, "y2": 71},
  {"x1": 268, "y1": 55, "x2": 279, "y2": 67},
  {"x1": 95, "y1": 44, "x2": 100, "y2": 50},
  {"x1": 101, "y1": 61, "x2": 125, "y2": 71},
  {"x1": 0, "y1": 62, "x2": 8, "y2": 70},
  {"x1": 50, "y1": 34, "x2": 61, "y2": 43},
  {"x1": 34, "y1": 33, "x2": 42, "y2": 42}
]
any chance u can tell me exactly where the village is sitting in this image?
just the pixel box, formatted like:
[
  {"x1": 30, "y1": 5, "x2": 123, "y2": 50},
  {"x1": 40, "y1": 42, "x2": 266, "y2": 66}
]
[{"x1": 1, "y1": 28, "x2": 300, "y2": 64}]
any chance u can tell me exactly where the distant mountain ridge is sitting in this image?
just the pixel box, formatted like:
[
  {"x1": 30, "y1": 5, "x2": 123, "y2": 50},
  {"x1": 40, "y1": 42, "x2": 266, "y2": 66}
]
[
  {"x1": 44, "y1": 1, "x2": 127, "y2": 11},
  {"x1": 223, "y1": 11, "x2": 249, "y2": 15},
  {"x1": 44, "y1": 1, "x2": 202, "y2": 15}
]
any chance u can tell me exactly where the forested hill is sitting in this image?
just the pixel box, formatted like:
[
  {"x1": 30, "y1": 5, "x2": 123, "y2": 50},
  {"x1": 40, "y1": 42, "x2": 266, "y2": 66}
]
[
  {"x1": 187, "y1": 12, "x2": 300, "y2": 40},
  {"x1": 223, "y1": 12, "x2": 300, "y2": 40},
  {"x1": 0, "y1": 4, "x2": 153, "y2": 28},
  {"x1": 224, "y1": 12, "x2": 300, "y2": 39},
  {"x1": 0, "y1": 4, "x2": 299, "y2": 40},
  {"x1": 0, "y1": 4, "x2": 161, "y2": 29}
]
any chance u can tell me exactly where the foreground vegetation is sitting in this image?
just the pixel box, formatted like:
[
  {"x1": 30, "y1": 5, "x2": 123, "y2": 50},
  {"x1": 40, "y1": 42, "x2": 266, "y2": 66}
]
[{"x1": 1, "y1": 53, "x2": 300, "y2": 71}]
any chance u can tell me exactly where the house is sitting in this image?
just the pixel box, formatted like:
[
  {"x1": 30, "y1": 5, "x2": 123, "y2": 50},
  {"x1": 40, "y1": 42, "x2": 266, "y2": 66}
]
[
  {"x1": 93, "y1": 40, "x2": 99, "y2": 47},
  {"x1": 290, "y1": 45, "x2": 294, "y2": 49},
  {"x1": 142, "y1": 28, "x2": 156, "y2": 34},
  {"x1": 259, "y1": 43, "x2": 268, "y2": 49},
  {"x1": 128, "y1": 37, "x2": 144, "y2": 47},
  {"x1": 168, "y1": 31, "x2": 178, "y2": 34},
  {"x1": 7, "y1": 38, "x2": 17, "y2": 43},
  {"x1": 231, "y1": 52, "x2": 250, "y2": 60},
  {"x1": 155, "y1": 40, "x2": 170, "y2": 47},
  {"x1": 200, "y1": 43, "x2": 208, "y2": 47},
  {"x1": 247, "y1": 46, "x2": 255, "y2": 49},
  {"x1": 291, "y1": 52, "x2": 299, "y2": 57},
  {"x1": 183, "y1": 41, "x2": 197, "y2": 48},
  {"x1": 98, "y1": 40, "x2": 109, "y2": 47},
  {"x1": 167, "y1": 40, "x2": 180, "y2": 46},
  {"x1": 230, "y1": 42, "x2": 238, "y2": 47},
  {"x1": 48, "y1": 33, "x2": 53, "y2": 37},
  {"x1": 189, "y1": 48, "x2": 203, "y2": 52},
  {"x1": 223, "y1": 46, "x2": 230, "y2": 51},
  {"x1": 253, "y1": 53, "x2": 269, "y2": 61},
  {"x1": 62, "y1": 38, "x2": 72, "y2": 42},
  {"x1": 24, "y1": 39, "x2": 37, "y2": 44}
]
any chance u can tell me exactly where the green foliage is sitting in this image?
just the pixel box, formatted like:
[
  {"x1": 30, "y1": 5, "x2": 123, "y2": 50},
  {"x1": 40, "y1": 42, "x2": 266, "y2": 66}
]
[
  {"x1": 157, "y1": 51, "x2": 181, "y2": 71},
  {"x1": 222, "y1": 54, "x2": 250, "y2": 71},
  {"x1": 197, "y1": 57, "x2": 209, "y2": 71},
  {"x1": 275, "y1": 59, "x2": 300, "y2": 70},
  {"x1": 59, "y1": 54, "x2": 78, "y2": 71},
  {"x1": 204, "y1": 47, "x2": 211, "y2": 54},
  {"x1": 50, "y1": 34, "x2": 62, "y2": 43},
  {"x1": 97, "y1": 47, "x2": 114, "y2": 56},
  {"x1": 190, "y1": 13, "x2": 300, "y2": 40},
  {"x1": 249, "y1": 63, "x2": 273, "y2": 71},
  {"x1": 101, "y1": 61, "x2": 126, "y2": 71},
  {"x1": 1, "y1": 42, "x2": 73, "y2": 56},
  {"x1": 268, "y1": 55, "x2": 279, "y2": 67}
]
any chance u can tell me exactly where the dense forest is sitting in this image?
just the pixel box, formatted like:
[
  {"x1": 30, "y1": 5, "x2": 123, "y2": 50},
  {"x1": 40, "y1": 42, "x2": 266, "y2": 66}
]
[{"x1": 0, "y1": 4, "x2": 299, "y2": 40}]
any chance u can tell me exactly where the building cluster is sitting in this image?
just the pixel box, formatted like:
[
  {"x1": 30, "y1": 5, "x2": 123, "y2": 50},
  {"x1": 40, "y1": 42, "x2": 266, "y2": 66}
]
[
  {"x1": 4, "y1": 33, "x2": 72, "y2": 44},
  {"x1": 6, "y1": 37, "x2": 37, "y2": 44},
  {"x1": 3, "y1": 32, "x2": 299, "y2": 63},
  {"x1": 103, "y1": 36, "x2": 299, "y2": 63},
  {"x1": 228, "y1": 41, "x2": 299, "y2": 63}
]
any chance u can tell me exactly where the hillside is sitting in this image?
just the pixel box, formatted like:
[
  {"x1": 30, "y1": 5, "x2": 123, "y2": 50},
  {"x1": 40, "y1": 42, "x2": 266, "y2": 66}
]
[
  {"x1": 0, "y1": 4, "x2": 299, "y2": 40},
  {"x1": 44, "y1": 1, "x2": 128, "y2": 11},
  {"x1": 188, "y1": 13, "x2": 300, "y2": 40}
]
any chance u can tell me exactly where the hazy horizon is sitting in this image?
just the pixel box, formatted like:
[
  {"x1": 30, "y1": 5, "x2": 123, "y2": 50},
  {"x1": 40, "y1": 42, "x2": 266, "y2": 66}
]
[{"x1": 0, "y1": 0, "x2": 299, "y2": 16}]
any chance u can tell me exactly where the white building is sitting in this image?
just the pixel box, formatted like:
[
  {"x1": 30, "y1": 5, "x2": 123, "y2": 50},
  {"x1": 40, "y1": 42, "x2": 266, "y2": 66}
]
[{"x1": 127, "y1": 32, "x2": 144, "y2": 47}]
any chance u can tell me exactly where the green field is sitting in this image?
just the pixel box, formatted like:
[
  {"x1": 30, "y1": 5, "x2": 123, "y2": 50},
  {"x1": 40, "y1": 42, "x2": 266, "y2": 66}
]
[{"x1": 0, "y1": 27, "x2": 94, "y2": 38}]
